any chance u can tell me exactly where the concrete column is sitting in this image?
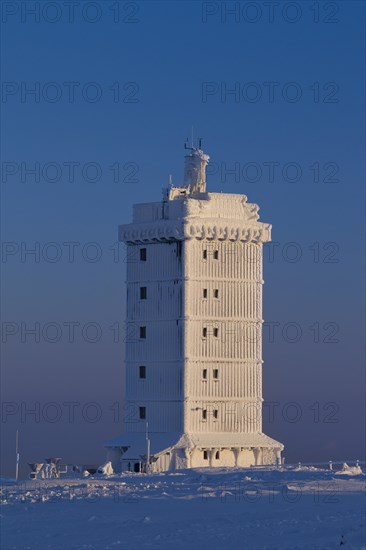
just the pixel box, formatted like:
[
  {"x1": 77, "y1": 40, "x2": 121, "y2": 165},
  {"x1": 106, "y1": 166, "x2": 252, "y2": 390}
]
[
  {"x1": 253, "y1": 447, "x2": 261, "y2": 466},
  {"x1": 208, "y1": 449, "x2": 214, "y2": 467},
  {"x1": 233, "y1": 448, "x2": 241, "y2": 466},
  {"x1": 275, "y1": 449, "x2": 281, "y2": 466},
  {"x1": 184, "y1": 448, "x2": 192, "y2": 468}
]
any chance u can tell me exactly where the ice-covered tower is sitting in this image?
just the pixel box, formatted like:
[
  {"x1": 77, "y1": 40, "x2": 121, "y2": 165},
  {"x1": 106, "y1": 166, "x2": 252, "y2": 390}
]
[{"x1": 106, "y1": 145, "x2": 283, "y2": 472}]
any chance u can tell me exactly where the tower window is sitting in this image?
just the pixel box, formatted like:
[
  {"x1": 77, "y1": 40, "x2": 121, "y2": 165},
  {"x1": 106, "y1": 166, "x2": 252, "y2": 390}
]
[
  {"x1": 203, "y1": 327, "x2": 207, "y2": 338},
  {"x1": 140, "y1": 287, "x2": 147, "y2": 300},
  {"x1": 214, "y1": 328, "x2": 219, "y2": 337},
  {"x1": 203, "y1": 249, "x2": 207, "y2": 260},
  {"x1": 203, "y1": 289, "x2": 208, "y2": 299},
  {"x1": 202, "y1": 369, "x2": 207, "y2": 380},
  {"x1": 214, "y1": 289, "x2": 219, "y2": 298},
  {"x1": 214, "y1": 250, "x2": 219, "y2": 260},
  {"x1": 203, "y1": 450, "x2": 208, "y2": 460},
  {"x1": 202, "y1": 409, "x2": 207, "y2": 420},
  {"x1": 139, "y1": 406, "x2": 146, "y2": 420},
  {"x1": 215, "y1": 451, "x2": 220, "y2": 459},
  {"x1": 140, "y1": 248, "x2": 147, "y2": 261},
  {"x1": 213, "y1": 369, "x2": 219, "y2": 379},
  {"x1": 139, "y1": 366, "x2": 146, "y2": 379},
  {"x1": 140, "y1": 326, "x2": 146, "y2": 339},
  {"x1": 213, "y1": 409, "x2": 218, "y2": 419}
]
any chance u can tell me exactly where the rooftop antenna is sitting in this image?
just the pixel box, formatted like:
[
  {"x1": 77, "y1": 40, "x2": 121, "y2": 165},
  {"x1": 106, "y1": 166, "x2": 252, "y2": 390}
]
[
  {"x1": 184, "y1": 129, "x2": 204, "y2": 151},
  {"x1": 184, "y1": 137, "x2": 194, "y2": 151},
  {"x1": 169, "y1": 174, "x2": 173, "y2": 187}
]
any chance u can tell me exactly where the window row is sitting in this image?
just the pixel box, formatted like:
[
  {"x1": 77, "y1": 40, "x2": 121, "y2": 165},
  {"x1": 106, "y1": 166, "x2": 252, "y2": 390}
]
[
  {"x1": 203, "y1": 289, "x2": 219, "y2": 299},
  {"x1": 202, "y1": 327, "x2": 219, "y2": 338},
  {"x1": 139, "y1": 326, "x2": 220, "y2": 339},
  {"x1": 139, "y1": 287, "x2": 218, "y2": 300},
  {"x1": 139, "y1": 248, "x2": 220, "y2": 262},
  {"x1": 137, "y1": 367, "x2": 219, "y2": 380},
  {"x1": 136, "y1": 406, "x2": 220, "y2": 422},
  {"x1": 203, "y1": 450, "x2": 220, "y2": 460},
  {"x1": 202, "y1": 368, "x2": 219, "y2": 380},
  {"x1": 136, "y1": 326, "x2": 224, "y2": 339},
  {"x1": 202, "y1": 409, "x2": 219, "y2": 420},
  {"x1": 203, "y1": 249, "x2": 219, "y2": 260}
]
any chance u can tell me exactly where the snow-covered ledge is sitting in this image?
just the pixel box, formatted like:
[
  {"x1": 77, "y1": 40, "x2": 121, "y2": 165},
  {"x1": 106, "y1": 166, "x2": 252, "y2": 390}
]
[{"x1": 119, "y1": 221, "x2": 271, "y2": 244}]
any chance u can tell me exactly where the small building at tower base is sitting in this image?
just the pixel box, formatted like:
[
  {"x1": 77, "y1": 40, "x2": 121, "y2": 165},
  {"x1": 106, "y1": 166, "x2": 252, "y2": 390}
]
[{"x1": 106, "y1": 432, "x2": 283, "y2": 473}]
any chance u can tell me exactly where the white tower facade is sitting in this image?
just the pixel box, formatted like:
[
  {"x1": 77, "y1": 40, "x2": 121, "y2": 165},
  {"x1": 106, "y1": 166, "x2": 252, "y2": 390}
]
[{"x1": 106, "y1": 147, "x2": 283, "y2": 472}]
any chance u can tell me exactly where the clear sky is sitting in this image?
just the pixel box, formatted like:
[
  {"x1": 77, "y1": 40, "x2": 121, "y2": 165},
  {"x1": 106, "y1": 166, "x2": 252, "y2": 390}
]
[{"x1": 1, "y1": 0, "x2": 365, "y2": 477}]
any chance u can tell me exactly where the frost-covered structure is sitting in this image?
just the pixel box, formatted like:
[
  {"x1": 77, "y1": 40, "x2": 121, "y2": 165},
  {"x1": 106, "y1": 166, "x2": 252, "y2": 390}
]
[{"x1": 106, "y1": 146, "x2": 283, "y2": 472}]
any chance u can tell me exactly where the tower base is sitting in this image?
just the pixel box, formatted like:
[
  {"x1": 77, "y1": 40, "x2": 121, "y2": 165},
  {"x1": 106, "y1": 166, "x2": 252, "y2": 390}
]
[{"x1": 105, "y1": 432, "x2": 284, "y2": 473}]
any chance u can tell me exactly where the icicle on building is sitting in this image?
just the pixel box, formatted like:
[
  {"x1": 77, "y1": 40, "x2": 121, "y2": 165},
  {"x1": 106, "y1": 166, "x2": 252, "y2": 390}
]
[{"x1": 106, "y1": 144, "x2": 283, "y2": 472}]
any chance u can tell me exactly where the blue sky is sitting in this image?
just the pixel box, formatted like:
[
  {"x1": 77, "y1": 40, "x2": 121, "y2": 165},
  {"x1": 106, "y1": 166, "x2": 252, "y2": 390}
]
[{"x1": 1, "y1": 1, "x2": 365, "y2": 476}]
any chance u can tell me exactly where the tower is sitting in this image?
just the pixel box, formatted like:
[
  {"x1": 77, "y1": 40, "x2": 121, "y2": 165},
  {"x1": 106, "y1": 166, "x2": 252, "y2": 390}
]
[{"x1": 106, "y1": 145, "x2": 283, "y2": 472}]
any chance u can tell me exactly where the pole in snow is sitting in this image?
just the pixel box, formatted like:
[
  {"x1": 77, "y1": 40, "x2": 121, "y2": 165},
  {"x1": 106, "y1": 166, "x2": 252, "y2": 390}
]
[
  {"x1": 15, "y1": 430, "x2": 19, "y2": 481},
  {"x1": 146, "y1": 422, "x2": 150, "y2": 474}
]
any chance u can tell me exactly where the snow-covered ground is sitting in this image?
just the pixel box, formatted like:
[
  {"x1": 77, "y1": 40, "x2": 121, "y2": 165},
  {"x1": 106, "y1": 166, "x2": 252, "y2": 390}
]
[{"x1": 1, "y1": 466, "x2": 365, "y2": 550}]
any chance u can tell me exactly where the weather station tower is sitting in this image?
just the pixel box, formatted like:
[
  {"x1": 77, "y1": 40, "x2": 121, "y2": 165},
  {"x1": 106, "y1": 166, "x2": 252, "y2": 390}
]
[{"x1": 106, "y1": 140, "x2": 284, "y2": 472}]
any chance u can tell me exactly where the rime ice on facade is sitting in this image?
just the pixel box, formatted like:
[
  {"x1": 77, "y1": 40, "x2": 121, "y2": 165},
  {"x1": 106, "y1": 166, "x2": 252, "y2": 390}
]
[{"x1": 106, "y1": 146, "x2": 283, "y2": 472}]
